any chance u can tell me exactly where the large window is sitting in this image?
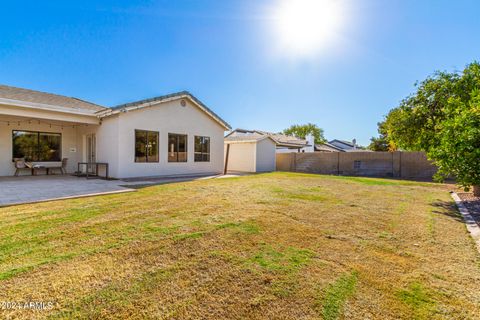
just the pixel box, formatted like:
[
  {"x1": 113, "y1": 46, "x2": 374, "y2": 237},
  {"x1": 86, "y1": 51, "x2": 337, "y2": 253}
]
[
  {"x1": 135, "y1": 130, "x2": 159, "y2": 162},
  {"x1": 168, "y1": 133, "x2": 187, "y2": 162},
  {"x1": 12, "y1": 130, "x2": 61, "y2": 162},
  {"x1": 194, "y1": 136, "x2": 210, "y2": 162}
]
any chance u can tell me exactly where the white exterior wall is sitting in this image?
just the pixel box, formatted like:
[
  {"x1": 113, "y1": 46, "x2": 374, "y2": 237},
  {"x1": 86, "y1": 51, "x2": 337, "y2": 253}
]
[
  {"x1": 99, "y1": 99, "x2": 225, "y2": 179},
  {"x1": 75, "y1": 118, "x2": 119, "y2": 177},
  {"x1": 0, "y1": 97, "x2": 227, "y2": 178},
  {"x1": 224, "y1": 142, "x2": 256, "y2": 172},
  {"x1": 255, "y1": 139, "x2": 276, "y2": 172},
  {"x1": 0, "y1": 119, "x2": 87, "y2": 176}
]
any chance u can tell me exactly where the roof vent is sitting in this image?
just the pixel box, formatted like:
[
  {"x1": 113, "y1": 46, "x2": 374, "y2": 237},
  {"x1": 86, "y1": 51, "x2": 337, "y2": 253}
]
[{"x1": 180, "y1": 99, "x2": 186, "y2": 107}]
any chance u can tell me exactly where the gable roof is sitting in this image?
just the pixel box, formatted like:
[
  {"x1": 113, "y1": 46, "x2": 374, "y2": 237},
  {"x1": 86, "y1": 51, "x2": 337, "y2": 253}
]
[
  {"x1": 109, "y1": 91, "x2": 231, "y2": 130},
  {"x1": 226, "y1": 129, "x2": 309, "y2": 148},
  {"x1": 0, "y1": 84, "x2": 106, "y2": 114}
]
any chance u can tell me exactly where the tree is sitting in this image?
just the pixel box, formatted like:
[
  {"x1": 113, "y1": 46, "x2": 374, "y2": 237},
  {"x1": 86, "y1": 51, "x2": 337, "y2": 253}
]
[
  {"x1": 368, "y1": 121, "x2": 397, "y2": 151},
  {"x1": 380, "y1": 62, "x2": 480, "y2": 194},
  {"x1": 368, "y1": 136, "x2": 389, "y2": 151},
  {"x1": 429, "y1": 92, "x2": 480, "y2": 195},
  {"x1": 282, "y1": 123, "x2": 326, "y2": 144}
]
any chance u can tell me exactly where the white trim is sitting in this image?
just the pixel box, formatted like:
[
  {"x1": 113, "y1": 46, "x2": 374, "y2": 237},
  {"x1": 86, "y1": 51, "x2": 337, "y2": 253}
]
[
  {"x1": 0, "y1": 98, "x2": 101, "y2": 116},
  {"x1": 451, "y1": 192, "x2": 480, "y2": 253}
]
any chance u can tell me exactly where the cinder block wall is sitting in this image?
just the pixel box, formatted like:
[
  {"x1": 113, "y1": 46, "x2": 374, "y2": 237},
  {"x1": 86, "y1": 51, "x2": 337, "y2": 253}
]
[{"x1": 276, "y1": 151, "x2": 436, "y2": 180}]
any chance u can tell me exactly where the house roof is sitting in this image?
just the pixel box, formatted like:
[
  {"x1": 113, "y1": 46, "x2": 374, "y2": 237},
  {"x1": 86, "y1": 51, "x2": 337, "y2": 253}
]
[
  {"x1": 110, "y1": 91, "x2": 231, "y2": 130},
  {"x1": 226, "y1": 129, "x2": 309, "y2": 148},
  {"x1": 314, "y1": 143, "x2": 345, "y2": 152},
  {"x1": 224, "y1": 132, "x2": 275, "y2": 144},
  {"x1": 0, "y1": 84, "x2": 106, "y2": 114},
  {"x1": 329, "y1": 139, "x2": 355, "y2": 147}
]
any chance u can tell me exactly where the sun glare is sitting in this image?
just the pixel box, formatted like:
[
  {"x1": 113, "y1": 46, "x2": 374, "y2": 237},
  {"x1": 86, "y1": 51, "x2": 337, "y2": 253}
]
[{"x1": 272, "y1": 0, "x2": 345, "y2": 57}]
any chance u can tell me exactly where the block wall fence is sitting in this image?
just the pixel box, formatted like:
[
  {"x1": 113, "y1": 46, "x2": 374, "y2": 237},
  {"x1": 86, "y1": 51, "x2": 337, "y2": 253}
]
[{"x1": 276, "y1": 151, "x2": 437, "y2": 179}]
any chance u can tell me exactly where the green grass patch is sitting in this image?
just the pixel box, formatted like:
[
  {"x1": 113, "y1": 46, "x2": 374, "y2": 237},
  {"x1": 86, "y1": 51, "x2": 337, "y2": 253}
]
[
  {"x1": 285, "y1": 193, "x2": 327, "y2": 202},
  {"x1": 396, "y1": 282, "x2": 436, "y2": 319},
  {"x1": 249, "y1": 245, "x2": 315, "y2": 273},
  {"x1": 173, "y1": 231, "x2": 205, "y2": 241},
  {"x1": 320, "y1": 271, "x2": 358, "y2": 320},
  {"x1": 216, "y1": 221, "x2": 260, "y2": 234},
  {"x1": 334, "y1": 176, "x2": 400, "y2": 186}
]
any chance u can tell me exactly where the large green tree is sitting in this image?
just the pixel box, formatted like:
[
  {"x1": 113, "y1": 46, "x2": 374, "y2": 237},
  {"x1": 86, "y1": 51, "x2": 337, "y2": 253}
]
[
  {"x1": 368, "y1": 121, "x2": 396, "y2": 151},
  {"x1": 282, "y1": 123, "x2": 326, "y2": 144},
  {"x1": 379, "y1": 62, "x2": 480, "y2": 194}
]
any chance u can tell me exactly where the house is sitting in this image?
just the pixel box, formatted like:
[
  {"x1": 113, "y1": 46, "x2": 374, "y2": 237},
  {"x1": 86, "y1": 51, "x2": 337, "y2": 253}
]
[
  {"x1": 223, "y1": 129, "x2": 310, "y2": 173},
  {"x1": 0, "y1": 85, "x2": 231, "y2": 178}
]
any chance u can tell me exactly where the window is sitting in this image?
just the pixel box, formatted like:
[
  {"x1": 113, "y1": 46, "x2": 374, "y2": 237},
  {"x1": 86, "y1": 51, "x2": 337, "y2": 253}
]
[
  {"x1": 135, "y1": 130, "x2": 159, "y2": 162},
  {"x1": 12, "y1": 130, "x2": 61, "y2": 162},
  {"x1": 194, "y1": 136, "x2": 210, "y2": 162},
  {"x1": 168, "y1": 133, "x2": 187, "y2": 162},
  {"x1": 353, "y1": 160, "x2": 361, "y2": 169}
]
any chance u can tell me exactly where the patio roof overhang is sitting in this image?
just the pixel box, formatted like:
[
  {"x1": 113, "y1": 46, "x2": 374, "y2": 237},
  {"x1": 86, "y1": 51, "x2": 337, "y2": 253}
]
[{"x1": 0, "y1": 100, "x2": 101, "y2": 125}]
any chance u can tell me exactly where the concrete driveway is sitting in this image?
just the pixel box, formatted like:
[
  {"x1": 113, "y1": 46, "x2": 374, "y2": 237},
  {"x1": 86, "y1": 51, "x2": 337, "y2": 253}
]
[{"x1": 0, "y1": 175, "x2": 134, "y2": 207}]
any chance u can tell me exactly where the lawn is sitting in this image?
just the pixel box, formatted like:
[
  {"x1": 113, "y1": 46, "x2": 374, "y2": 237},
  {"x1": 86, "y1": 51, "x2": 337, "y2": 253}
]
[{"x1": 1, "y1": 172, "x2": 479, "y2": 319}]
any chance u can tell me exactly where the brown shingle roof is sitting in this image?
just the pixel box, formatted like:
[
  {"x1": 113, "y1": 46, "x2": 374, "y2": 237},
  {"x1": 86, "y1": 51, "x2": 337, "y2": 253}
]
[
  {"x1": 0, "y1": 84, "x2": 106, "y2": 113},
  {"x1": 224, "y1": 133, "x2": 267, "y2": 142}
]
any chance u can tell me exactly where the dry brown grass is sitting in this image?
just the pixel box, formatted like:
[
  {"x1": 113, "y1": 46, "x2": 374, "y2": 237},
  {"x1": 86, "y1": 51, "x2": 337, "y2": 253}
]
[{"x1": 0, "y1": 172, "x2": 479, "y2": 319}]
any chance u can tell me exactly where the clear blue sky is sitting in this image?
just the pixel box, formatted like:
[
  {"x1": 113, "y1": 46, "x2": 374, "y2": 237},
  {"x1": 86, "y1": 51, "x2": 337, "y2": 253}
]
[{"x1": 1, "y1": 0, "x2": 479, "y2": 145}]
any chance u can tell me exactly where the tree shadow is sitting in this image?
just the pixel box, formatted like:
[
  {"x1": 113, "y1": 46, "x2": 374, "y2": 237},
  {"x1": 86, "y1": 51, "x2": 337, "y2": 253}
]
[{"x1": 430, "y1": 200, "x2": 465, "y2": 223}]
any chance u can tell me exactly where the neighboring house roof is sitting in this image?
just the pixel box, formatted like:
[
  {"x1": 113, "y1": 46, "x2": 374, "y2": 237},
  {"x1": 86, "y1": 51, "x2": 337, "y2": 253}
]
[
  {"x1": 328, "y1": 139, "x2": 355, "y2": 148},
  {"x1": 226, "y1": 128, "x2": 309, "y2": 148},
  {"x1": 314, "y1": 142, "x2": 345, "y2": 152},
  {"x1": 0, "y1": 84, "x2": 106, "y2": 115},
  {"x1": 224, "y1": 132, "x2": 276, "y2": 144},
  {"x1": 109, "y1": 91, "x2": 231, "y2": 130}
]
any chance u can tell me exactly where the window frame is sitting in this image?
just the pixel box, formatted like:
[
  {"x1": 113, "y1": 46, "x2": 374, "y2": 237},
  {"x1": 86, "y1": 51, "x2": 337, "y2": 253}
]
[
  {"x1": 168, "y1": 133, "x2": 188, "y2": 163},
  {"x1": 134, "y1": 129, "x2": 159, "y2": 163},
  {"x1": 194, "y1": 135, "x2": 210, "y2": 162},
  {"x1": 12, "y1": 130, "x2": 62, "y2": 162}
]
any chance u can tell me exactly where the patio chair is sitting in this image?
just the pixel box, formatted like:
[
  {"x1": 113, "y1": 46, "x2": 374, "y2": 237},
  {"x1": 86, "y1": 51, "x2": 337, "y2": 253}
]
[{"x1": 13, "y1": 158, "x2": 33, "y2": 176}]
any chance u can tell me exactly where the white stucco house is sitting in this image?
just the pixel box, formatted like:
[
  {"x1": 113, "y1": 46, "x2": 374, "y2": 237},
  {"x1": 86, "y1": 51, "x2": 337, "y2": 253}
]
[
  {"x1": 224, "y1": 129, "x2": 310, "y2": 173},
  {"x1": 0, "y1": 85, "x2": 231, "y2": 179}
]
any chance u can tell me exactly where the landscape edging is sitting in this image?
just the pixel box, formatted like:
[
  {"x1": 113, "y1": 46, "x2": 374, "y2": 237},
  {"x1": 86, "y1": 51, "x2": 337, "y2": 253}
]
[{"x1": 451, "y1": 192, "x2": 480, "y2": 253}]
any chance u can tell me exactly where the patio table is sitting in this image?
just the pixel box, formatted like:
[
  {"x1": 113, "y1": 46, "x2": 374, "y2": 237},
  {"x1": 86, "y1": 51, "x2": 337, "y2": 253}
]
[{"x1": 77, "y1": 162, "x2": 109, "y2": 180}]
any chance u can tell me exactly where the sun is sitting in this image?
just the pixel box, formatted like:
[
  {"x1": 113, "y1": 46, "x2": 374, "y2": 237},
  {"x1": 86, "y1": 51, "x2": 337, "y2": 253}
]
[{"x1": 271, "y1": 0, "x2": 345, "y2": 57}]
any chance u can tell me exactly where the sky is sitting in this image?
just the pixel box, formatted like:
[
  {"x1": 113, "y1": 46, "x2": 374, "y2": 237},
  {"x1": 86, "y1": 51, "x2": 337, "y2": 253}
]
[{"x1": 0, "y1": 0, "x2": 479, "y2": 146}]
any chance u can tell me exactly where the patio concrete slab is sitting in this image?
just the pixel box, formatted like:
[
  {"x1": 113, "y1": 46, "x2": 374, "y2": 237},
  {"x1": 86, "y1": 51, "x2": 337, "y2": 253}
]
[
  {"x1": 0, "y1": 173, "x2": 246, "y2": 207},
  {"x1": 0, "y1": 175, "x2": 135, "y2": 207}
]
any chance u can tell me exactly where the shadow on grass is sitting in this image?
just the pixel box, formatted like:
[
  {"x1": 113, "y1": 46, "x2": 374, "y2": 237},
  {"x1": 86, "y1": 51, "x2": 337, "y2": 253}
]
[{"x1": 430, "y1": 200, "x2": 464, "y2": 223}]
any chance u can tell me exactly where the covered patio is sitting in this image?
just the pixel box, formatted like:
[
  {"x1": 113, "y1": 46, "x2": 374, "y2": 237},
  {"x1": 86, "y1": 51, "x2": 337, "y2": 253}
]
[{"x1": 0, "y1": 85, "x2": 104, "y2": 177}]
